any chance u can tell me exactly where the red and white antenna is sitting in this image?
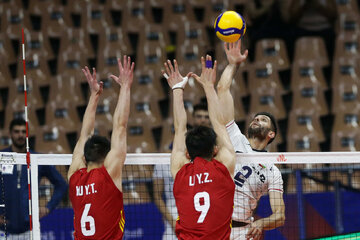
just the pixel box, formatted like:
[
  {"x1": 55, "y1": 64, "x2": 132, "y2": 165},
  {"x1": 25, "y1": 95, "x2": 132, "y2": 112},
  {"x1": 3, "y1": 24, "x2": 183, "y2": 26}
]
[{"x1": 22, "y1": 28, "x2": 33, "y2": 240}]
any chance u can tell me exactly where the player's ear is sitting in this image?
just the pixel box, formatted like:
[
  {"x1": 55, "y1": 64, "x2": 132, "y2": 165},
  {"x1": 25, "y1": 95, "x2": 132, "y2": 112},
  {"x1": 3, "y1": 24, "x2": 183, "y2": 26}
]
[
  {"x1": 213, "y1": 146, "x2": 219, "y2": 157},
  {"x1": 185, "y1": 150, "x2": 191, "y2": 160},
  {"x1": 268, "y1": 131, "x2": 275, "y2": 141}
]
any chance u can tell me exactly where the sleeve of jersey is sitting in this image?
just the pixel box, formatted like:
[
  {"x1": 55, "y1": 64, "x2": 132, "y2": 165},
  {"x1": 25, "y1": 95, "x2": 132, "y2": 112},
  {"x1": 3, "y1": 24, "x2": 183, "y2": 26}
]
[
  {"x1": 226, "y1": 120, "x2": 250, "y2": 153},
  {"x1": 268, "y1": 166, "x2": 284, "y2": 193}
]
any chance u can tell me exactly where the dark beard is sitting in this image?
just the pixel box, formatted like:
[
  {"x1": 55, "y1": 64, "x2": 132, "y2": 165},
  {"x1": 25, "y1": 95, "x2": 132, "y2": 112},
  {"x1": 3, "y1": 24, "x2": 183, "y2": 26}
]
[
  {"x1": 12, "y1": 139, "x2": 26, "y2": 150},
  {"x1": 247, "y1": 126, "x2": 270, "y2": 141}
]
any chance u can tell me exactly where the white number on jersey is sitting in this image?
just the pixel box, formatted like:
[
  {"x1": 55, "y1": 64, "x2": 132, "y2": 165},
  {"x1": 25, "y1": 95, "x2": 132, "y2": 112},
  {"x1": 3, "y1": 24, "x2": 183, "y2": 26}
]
[
  {"x1": 194, "y1": 191, "x2": 210, "y2": 223},
  {"x1": 81, "y1": 203, "x2": 96, "y2": 236}
]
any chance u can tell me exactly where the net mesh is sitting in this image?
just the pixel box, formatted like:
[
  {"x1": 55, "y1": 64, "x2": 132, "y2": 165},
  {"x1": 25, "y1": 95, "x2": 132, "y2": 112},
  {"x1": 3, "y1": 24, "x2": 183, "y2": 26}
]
[{"x1": 1, "y1": 152, "x2": 360, "y2": 240}]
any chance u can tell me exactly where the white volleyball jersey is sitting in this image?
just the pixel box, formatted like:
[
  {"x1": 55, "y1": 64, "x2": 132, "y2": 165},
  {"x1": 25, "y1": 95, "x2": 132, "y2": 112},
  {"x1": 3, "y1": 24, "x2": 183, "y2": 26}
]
[{"x1": 226, "y1": 120, "x2": 283, "y2": 222}]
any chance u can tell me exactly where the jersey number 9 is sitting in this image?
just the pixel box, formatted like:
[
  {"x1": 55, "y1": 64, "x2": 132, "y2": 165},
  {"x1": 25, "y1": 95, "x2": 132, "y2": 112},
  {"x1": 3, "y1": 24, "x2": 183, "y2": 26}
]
[{"x1": 194, "y1": 192, "x2": 210, "y2": 223}]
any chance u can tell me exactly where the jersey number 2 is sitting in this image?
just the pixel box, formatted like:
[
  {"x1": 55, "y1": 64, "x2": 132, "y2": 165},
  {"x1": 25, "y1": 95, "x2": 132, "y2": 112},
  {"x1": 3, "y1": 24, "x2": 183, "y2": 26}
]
[
  {"x1": 194, "y1": 192, "x2": 210, "y2": 223},
  {"x1": 81, "y1": 203, "x2": 96, "y2": 236}
]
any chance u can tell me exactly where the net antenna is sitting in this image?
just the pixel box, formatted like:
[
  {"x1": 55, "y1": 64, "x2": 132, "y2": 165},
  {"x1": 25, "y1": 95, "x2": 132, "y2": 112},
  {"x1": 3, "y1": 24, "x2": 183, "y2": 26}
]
[{"x1": 22, "y1": 28, "x2": 33, "y2": 240}]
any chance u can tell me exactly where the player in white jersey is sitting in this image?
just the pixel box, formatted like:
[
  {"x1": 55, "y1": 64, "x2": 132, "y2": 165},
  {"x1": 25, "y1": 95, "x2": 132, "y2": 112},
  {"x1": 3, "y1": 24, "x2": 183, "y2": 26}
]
[
  {"x1": 217, "y1": 40, "x2": 285, "y2": 240},
  {"x1": 153, "y1": 164, "x2": 178, "y2": 239}
]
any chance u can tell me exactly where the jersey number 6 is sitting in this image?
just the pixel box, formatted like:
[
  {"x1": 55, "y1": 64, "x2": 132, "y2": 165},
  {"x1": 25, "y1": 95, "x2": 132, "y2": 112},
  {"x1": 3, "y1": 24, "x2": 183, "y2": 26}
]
[
  {"x1": 81, "y1": 203, "x2": 96, "y2": 236},
  {"x1": 194, "y1": 191, "x2": 210, "y2": 223}
]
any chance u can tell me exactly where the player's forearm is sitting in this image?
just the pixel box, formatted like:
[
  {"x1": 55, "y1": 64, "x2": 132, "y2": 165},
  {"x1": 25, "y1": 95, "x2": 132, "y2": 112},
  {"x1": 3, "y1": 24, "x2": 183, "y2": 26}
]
[
  {"x1": 114, "y1": 83, "x2": 131, "y2": 129},
  {"x1": 173, "y1": 89, "x2": 187, "y2": 132},
  {"x1": 80, "y1": 93, "x2": 100, "y2": 137},
  {"x1": 203, "y1": 85, "x2": 226, "y2": 130},
  {"x1": 217, "y1": 64, "x2": 238, "y2": 93},
  {"x1": 257, "y1": 210, "x2": 285, "y2": 230}
]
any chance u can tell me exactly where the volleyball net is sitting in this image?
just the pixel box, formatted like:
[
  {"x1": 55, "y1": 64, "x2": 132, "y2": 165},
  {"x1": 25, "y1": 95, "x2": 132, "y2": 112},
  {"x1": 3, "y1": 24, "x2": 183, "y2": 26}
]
[{"x1": 1, "y1": 152, "x2": 360, "y2": 240}]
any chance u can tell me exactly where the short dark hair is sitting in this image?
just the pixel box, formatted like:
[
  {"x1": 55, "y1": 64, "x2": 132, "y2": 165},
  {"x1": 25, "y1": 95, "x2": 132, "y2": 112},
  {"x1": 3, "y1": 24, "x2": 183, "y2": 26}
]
[
  {"x1": 185, "y1": 126, "x2": 217, "y2": 161},
  {"x1": 254, "y1": 112, "x2": 277, "y2": 144},
  {"x1": 84, "y1": 135, "x2": 111, "y2": 164},
  {"x1": 193, "y1": 102, "x2": 208, "y2": 115},
  {"x1": 9, "y1": 118, "x2": 26, "y2": 131}
]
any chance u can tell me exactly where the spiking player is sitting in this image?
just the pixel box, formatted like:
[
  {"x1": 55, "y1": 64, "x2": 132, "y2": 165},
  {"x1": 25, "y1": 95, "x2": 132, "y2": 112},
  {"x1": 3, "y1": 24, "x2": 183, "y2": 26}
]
[
  {"x1": 68, "y1": 56, "x2": 134, "y2": 239},
  {"x1": 217, "y1": 40, "x2": 285, "y2": 240},
  {"x1": 164, "y1": 56, "x2": 236, "y2": 239}
]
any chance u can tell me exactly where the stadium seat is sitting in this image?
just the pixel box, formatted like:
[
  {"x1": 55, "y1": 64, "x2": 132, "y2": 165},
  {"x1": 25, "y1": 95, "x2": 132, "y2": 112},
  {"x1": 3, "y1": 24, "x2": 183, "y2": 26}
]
[
  {"x1": 48, "y1": 75, "x2": 85, "y2": 106},
  {"x1": 35, "y1": 125, "x2": 71, "y2": 154},
  {"x1": 41, "y1": 4, "x2": 68, "y2": 37},
  {"x1": 24, "y1": 30, "x2": 54, "y2": 60},
  {"x1": 127, "y1": 123, "x2": 157, "y2": 153},
  {"x1": 335, "y1": 0, "x2": 359, "y2": 14},
  {"x1": 331, "y1": 128, "x2": 360, "y2": 151},
  {"x1": 332, "y1": 82, "x2": 360, "y2": 114},
  {"x1": 287, "y1": 110, "x2": 326, "y2": 143},
  {"x1": 17, "y1": 52, "x2": 52, "y2": 87},
  {"x1": 8, "y1": 78, "x2": 44, "y2": 110},
  {"x1": 336, "y1": 11, "x2": 360, "y2": 34},
  {"x1": 331, "y1": 57, "x2": 360, "y2": 88},
  {"x1": 0, "y1": 33, "x2": 16, "y2": 63},
  {"x1": 332, "y1": 110, "x2": 359, "y2": 133},
  {"x1": 98, "y1": 26, "x2": 132, "y2": 58},
  {"x1": 248, "y1": 62, "x2": 286, "y2": 94},
  {"x1": 0, "y1": 129, "x2": 11, "y2": 150},
  {"x1": 176, "y1": 41, "x2": 203, "y2": 75},
  {"x1": 122, "y1": 0, "x2": 149, "y2": 32},
  {"x1": 293, "y1": 37, "x2": 329, "y2": 67},
  {"x1": 94, "y1": 98, "x2": 116, "y2": 129},
  {"x1": 4, "y1": 6, "x2": 31, "y2": 38},
  {"x1": 248, "y1": 86, "x2": 287, "y2": 120},
  {"x1": 103, "y1": 0, "x2": 125, "y2": 26},
  {"x1": 291, "y1": 61, "x2": 328, "y2": 91},
  {"x1": 291, "y1": 83, "x2": 329, "y2": 116},
  {"x1": 130, "y1": 96, "x2": 163, "y2": 128},
  {"x1": 0, "y1": 64, "x2": 11, "y2": 89},
  {"x1": 136, "y1": 25, "x2": 167, "y2": 77},
  {"x1": 159, "y1": 119, "x2": 175, "y2": 153},
  {"x1": 334, "y1": 32, "x2": 360, "y2": 60},
  {"x1": 176, "y1": 21, "x2": 209, "y2": 52},
  {"x1": 132, "y1": 68, "x2": 166, "y2": 101},
  {"x1": 63, "y1": 0, "x2": 86, "y2": 28},
  {"x1": 190, "y1": 0, "x2": 230, "y2": 25},
  {"x1": 59, "y1": 28, "x2": 95, "y2": 60},
  {"x1": 287, "y1": 132, "x2": 321, "y2": 152},
  {"x1": 4, "y1": 102, "x2": 39, "y2": 135},
  {"x1": 255, "y1": 38, "x2": 290, "y2": 71},
  {"x1": 57, "y1": 51, "x2": 87, "y2": 81},
  {"x1": 97, "y1": 46, "x2": 124, "y2": 78},
  {"x1": 84, "y1": 2, "x2": 108, "y2": 34},
  {"x1": 231, "y1": 71, "x2": 247, "y2": 122},
  {"x1": 45, "y1": 100, "x2": 80, "y2": 133},
  {"x1": 162, "y1": 1, "x2": 196, "y2": 30},
  {"x1": 169, "y1": 92, "x2": 205, "y2": 125}
]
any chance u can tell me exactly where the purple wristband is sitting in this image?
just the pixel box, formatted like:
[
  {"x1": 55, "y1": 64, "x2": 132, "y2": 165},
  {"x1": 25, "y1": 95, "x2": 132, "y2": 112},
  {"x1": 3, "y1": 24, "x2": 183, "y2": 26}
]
[{"x1": 205, "y1": 60, "x2": 212, "y2": 69}]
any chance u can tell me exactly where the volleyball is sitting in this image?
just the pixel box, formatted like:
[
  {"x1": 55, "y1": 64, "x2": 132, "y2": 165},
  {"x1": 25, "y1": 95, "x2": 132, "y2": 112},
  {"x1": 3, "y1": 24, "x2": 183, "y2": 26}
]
[{"x1": 214, "y1": 11, "x2": 246, "y2": 43}]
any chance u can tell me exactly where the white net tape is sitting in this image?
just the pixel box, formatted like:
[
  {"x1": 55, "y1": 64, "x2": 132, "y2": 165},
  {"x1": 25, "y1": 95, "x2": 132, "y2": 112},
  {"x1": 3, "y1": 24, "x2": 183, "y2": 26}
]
[{"x1": 1, "y1": 152, "x2": 360, "y2": 240}]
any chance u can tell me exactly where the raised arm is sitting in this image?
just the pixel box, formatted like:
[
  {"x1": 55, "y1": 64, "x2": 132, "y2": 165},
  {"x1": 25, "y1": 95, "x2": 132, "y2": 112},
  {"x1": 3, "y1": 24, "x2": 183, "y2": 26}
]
[
  {"x1": 217, "y1": 40, "x2": 248, "y2": 124},
  {"x1": 163, "y1": 60, "x2": 192, "y2": 178},
  {"x1": 104, "y1": 55, "x2": 134, "y2": 192},
  {"x1": 192, "y1": 56, "x2": 235, "y2": 177},
  {"x1": 246, "y1": 191, "x2": 285, "y2": 239},
  {"x1": 68, "y1": 67, "x2": 103, "y2": 180}
]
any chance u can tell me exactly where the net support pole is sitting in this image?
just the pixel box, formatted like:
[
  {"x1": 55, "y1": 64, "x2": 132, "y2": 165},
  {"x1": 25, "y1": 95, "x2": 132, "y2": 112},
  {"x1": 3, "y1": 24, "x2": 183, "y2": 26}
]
[
  {"x1": 334, "y1": 181, "x2": 344, "y2": 234},
  {"x1": 296, "y1": 170, "x2": 306, "y2": 240},
  {"x1": 31, "y1": 156, "x2": 41, "y2": 240}
]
